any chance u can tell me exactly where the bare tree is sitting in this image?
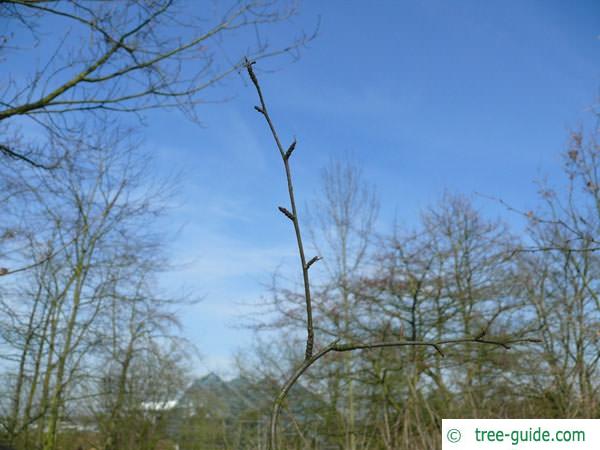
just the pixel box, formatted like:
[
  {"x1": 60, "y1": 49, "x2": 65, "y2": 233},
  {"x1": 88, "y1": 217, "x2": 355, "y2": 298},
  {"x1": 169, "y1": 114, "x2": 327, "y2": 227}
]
[
  {"x1": 0, "y1": 123, "x2": 192, "y2": 450},
  {"x1": 91, "y1": 278, "x2": 190, "y2": 450},
  {"x1": 302, "y1": 159, "x2": 378, "y2": 449},
  {"x1": 515, "y1": 125, "x2": 600, "y2": 417}
]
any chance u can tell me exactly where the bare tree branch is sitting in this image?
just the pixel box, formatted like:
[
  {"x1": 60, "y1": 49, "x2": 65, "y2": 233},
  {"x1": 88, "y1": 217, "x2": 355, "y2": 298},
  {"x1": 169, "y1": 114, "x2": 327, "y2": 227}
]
[
  {"x1": 245, "y1": 58, "x2": 317, "y2": 361},
  {"x1": 1, "y1": 0, "x2": 313, "y2": 168}
]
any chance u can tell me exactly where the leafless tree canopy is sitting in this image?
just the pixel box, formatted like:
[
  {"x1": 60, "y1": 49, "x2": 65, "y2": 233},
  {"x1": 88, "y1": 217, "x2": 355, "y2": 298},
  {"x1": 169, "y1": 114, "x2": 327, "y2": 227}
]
[
  {"x1": 0, "y1": 0, "x2": 309, "y2": 167},
  {"x1": 0, "y1": 124, "x2": 194, "y2": 450}
]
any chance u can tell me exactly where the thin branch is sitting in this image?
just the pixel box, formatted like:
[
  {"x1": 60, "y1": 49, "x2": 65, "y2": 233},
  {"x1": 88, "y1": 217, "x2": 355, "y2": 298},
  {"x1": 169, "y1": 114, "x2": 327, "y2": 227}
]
[
  {"x1": 268, "y1": 336, "x2": 541, "y2": 450},
  {"x1": 245, "y1": 59, "x2": 317, "y2": 361},
  {"x1": 0, "y1": 1, "x2": 309, "y2": 121},
  {"x1": 0, "y1": 143, "x2": 56, "y2": 169},
  {"x1": 478, "y1": 192, "x2": 591, "y2": 246}
]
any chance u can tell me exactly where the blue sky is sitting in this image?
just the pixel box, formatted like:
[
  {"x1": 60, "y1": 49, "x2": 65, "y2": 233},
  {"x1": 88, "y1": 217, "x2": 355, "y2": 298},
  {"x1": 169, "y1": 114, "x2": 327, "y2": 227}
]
[
  {"x1": 7, "y1": 1, "x2": 596, "y2": 376},
  {"x1": 142, "y1": 1, "x2": 600, "y2": 376}
]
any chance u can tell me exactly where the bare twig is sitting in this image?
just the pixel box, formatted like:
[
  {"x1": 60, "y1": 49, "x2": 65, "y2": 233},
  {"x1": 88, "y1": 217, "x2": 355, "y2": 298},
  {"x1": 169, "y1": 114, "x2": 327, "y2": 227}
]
[
  {"x1": 245, "y1": 58, "x2": 317, "y2": 361},
  {"x1": 0, "y1": 143, "x2": 56, "y2": 169}
]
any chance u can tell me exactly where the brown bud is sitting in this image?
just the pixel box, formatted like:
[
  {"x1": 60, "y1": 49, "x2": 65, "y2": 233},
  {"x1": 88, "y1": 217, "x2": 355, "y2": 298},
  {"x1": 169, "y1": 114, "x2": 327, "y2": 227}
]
[
  {"x1": 245, "y1": 59, "x2": 258, "y2": 85},
  {"x1": 0, "y1": 268, "x2": 9, "y2": 276},
  {"x1": 306, "y1": 255, "x2": 322, "y2": 269},
  {"x1": 285, "y1": 140, "x2": 297, "y2": 160},
  {"x1": 278, "y1": 206, "x2": 295, "y2": 221}
]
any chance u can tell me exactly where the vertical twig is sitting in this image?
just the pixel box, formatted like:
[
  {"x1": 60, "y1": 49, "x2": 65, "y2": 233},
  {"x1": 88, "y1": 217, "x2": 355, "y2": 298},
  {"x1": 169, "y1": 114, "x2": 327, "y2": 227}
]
[{"x1": 245, "y1": 59, "x2": 318, "y2": 361}]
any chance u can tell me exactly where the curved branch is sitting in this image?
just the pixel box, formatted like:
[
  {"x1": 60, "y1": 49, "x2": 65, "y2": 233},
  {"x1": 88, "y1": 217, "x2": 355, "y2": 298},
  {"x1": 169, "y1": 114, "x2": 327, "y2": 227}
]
[{"x1": 269, "y1": 336, "x2": 540, "y2": 450}]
